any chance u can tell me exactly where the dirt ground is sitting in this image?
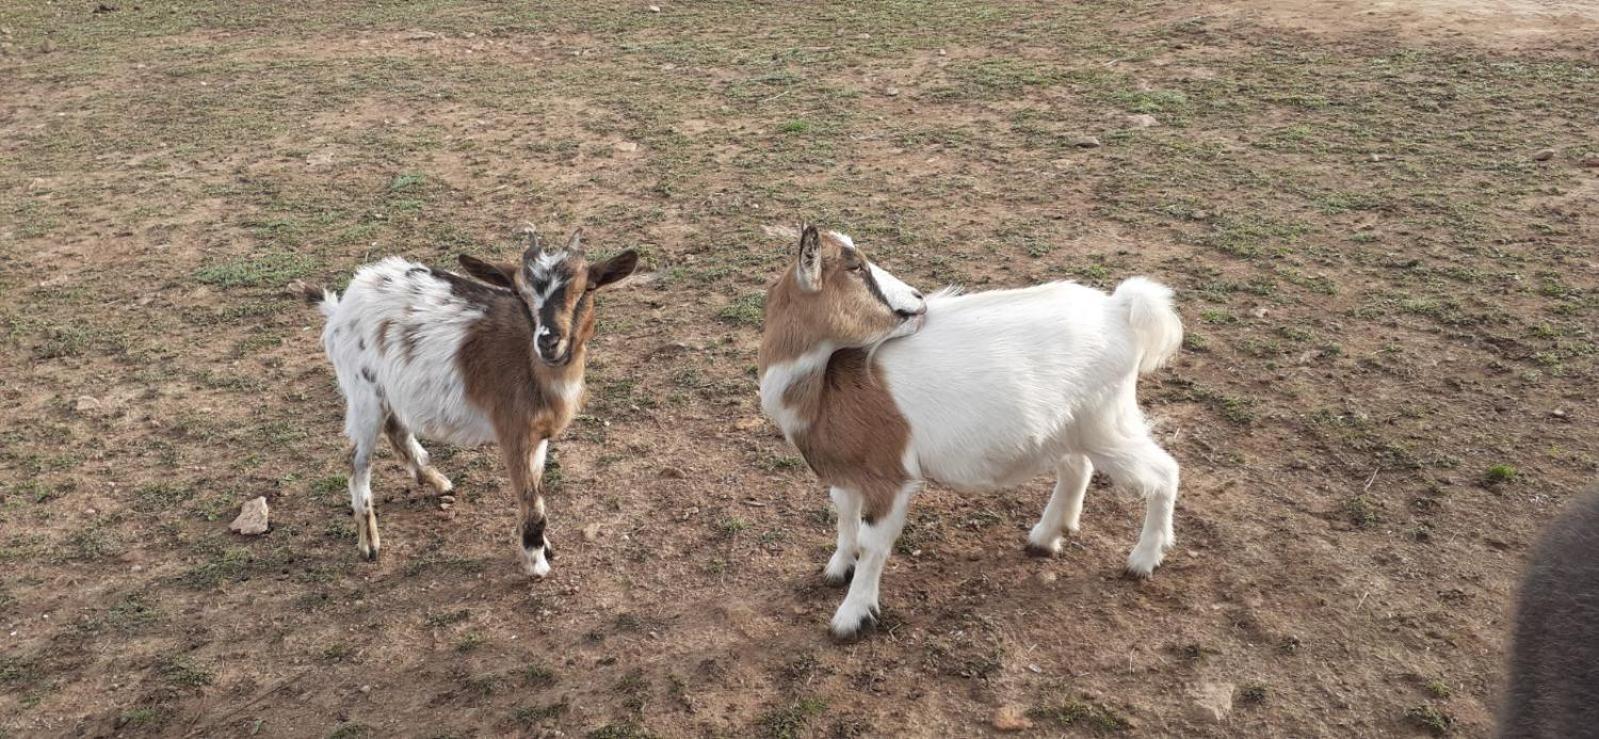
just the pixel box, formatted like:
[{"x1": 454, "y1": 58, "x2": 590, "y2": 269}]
[{"x1": 2, "y1": 1, "x2": 1596, "y2": 737}]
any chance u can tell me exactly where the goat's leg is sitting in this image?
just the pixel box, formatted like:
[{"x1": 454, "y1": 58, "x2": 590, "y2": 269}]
[
  {"x1": 831, "y1": 482, "x2": 918, "y2": 639},
  {"x1": 1087, "y1": 437, "x2": 1179, "y2": 577},
  {"x1": 503, "y1": 436, "x2": 552, "y2": 578},
  {"x1": 345, "y1": 400, "x2": 384, "y2": 561},
  {"x1": 1027, "y1": 454, "x2": 1093, "y2": 557},
  {"x1": 823, "y1": 486, "x2": 863, "y2": 585},
  {"x1": 383, "y1": 415, "x2": 452, "y2": 495}
]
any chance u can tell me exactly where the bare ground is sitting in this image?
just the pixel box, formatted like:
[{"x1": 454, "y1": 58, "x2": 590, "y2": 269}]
[{"x1": 2, "y1": 1, "x2": 1597, "y2": 737}]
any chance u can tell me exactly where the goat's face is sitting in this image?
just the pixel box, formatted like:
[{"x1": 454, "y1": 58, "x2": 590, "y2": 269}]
[
  {"x1": 514, "y1": 229, "x2": 639, "y2": 366},
  {"x1": 460, "y1": 228, "x2": 638, "y2": 367},
  {"x1": 771, "y1": 226, "x2": 926, "y2": 349}
]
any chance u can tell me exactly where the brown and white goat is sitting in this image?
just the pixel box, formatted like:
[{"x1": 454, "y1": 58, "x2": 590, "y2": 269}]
[
  {"x1": 305, "y1": 227, "x2": 638, "y2": 576},
  {"x1": 758, "y1": 226, "x2": 1184, "y2": 638}
]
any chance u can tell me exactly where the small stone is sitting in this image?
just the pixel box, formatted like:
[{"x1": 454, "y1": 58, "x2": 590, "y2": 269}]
[
  {"x1": 229, "y1": 497, "x2": 270, "y2": 536},
  {"x1": 613, "y1": 141, "x2": 639, "y2": 152},
  {"x1": 130, "y1": 564, "x2": 144, "y2": 573},
  {"x1": 1551, "y1": 408, "x2": 1568, "y2": 419},
  {"x1": 73, "y1": 396, "x2": 101, "y2": 412},
  {"x1": 359, "y1": 685, "x2": 371, "y2": 693},
  {"x1": 648, "y1": 4, "x2": 661, "y2": 11},
  {"x1": 1189, "y1": 682, "x2": 1235, "y2": 722},
  {"x1": 405, "y1": 31, "x2": 441, "y2": 41},
  {"x1": 1581, "y1": 157, "x2": 1599, "y2": 168},
  {"x1": 436, "y1": 508, "x2": 456, "y2": 520},
  {"x1": 1250, "y1": 306, "x2": 1268, "y2": 319},
  {"x1": 734, "y1": 416, "x2": 767, "y2": 432},
  {"x1": 438, "y1": 502, "x2": 453, "y2": 511},
  {"x1": 582, "y1": 523, "x2": 602, "y2": 542},
  {"x1": 438, "y1": 494, "x2": 457, "y2": 505},
  {"x1": 1533, "y1": 148, "x2": 1555, "y2": 161},
  {"x1": 992, "y1": 705, "x2": 1034, "y2": 732},
  {"x1": 1036, "y1": 570, "x2": 1058, "y2": 584},
  {"x1": 1369, "y1": 153, "x2": 1388, "y2": 162},
  {"x1": 1070, "y1": 135, "x2": 1102, "y2": 148},
  {"x1": 884, "y1": 86, "x2": 900, "y2": 97},
  {"x1": 1125, "y1": 113, "x2": 1158, "y2": 128},
  {"x1": 40, "y1": 39, "x2": 57, "y2": 53}
]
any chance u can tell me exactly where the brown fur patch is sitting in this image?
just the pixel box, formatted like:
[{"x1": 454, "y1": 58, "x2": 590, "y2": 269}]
[
  {"x1": 375, "y1": 319, "x2": 393, "y2": 356},
  {"x1": 783, "y1": 349, "x2": 911, "y2": 522},
  {"x1": 758, "y1": 231, "x2": 902, "y2": 367}
]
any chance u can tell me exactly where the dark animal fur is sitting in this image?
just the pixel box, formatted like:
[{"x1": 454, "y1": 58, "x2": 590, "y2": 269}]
[{"x1": 1499, "y1": 489, "x2": 1599, "y2": 739}]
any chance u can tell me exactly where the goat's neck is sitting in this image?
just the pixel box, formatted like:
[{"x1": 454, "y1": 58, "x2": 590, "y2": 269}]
[{"x1": 758, "y1": 337, "x2": 835, "y2": 441}]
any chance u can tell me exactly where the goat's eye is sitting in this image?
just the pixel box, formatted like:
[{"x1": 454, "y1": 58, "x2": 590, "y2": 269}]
[{"x1": 847, "y1": 263, "x2": 864, "y2": 273}]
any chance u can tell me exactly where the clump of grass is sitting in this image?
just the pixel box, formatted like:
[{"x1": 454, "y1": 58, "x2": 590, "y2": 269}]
[
  {"x1": 156, "y1": 654, "x2": 214, "y2": 688},
  {"x1": 1484, "y1": 464, "x2": 1518, "y2": 484},
  {"x1": 1345, "y1": 495, "x2": 1380, "y2": 528},
  {"x1": 328, "y1": 722, "x2": 372, "y2": 739},
  {"x1": 454, "y1": 632, "x2": 487, "y2": 653},
  {"x1": 1424, "y1": 679, "x2": 1452, "y2": 698},
  {"x1": 1027, "y1": 698, "x2": 1131, "y2": 732},
  {"x1": 778, "y1": 119, "x2": 811, "y2": 134},
  {"x1": 757, "y1": 697, "x2": 828, "y2": 739},
  {"x1": 587, "y1": 723, "x2": 657, "y2": 739},
  {"x1": 1404, "y1": 705, "x2": 1455, "y2": 735},
  {"x1": 194, "y1": 252, "x2": 316, "y2": 289},
  {"x1": 717, "y1": 293, "x2": 765, "y2": 326},
  {"x1": 512, "y1": 701, "x2": 569, "y2": 726}
]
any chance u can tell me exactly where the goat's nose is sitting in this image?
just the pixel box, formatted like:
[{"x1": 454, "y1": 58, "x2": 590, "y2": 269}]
[
  {"x1": 537, "y1": 333, "x2": 561, "y2": 354},
  {"x1": 912, "y1": 290, "x2": 923, "y2": 300}
]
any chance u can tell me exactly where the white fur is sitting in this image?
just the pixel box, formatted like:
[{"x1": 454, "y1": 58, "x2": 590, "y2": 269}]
[
  {"x1": 322, "y1": 257, "x2": 496, "y2": 448},
  {"x1": 759, "y1": 343, "x2": 833, "y2": 440},
  {"x1": 867, "y1": 262, "x2": 924, "y2": 316},
  {"x1": 523, "y1": 439, "x2": 552, "y2": 578},
  {"x1": 877, "y1": 277, "x2": 1182, "y2": 576}
]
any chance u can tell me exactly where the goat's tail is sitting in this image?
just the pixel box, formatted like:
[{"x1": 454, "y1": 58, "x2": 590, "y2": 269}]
[
  {"x1": 293, "y1": 280, "x2": 339, "y2": 320},
  {"x1": 1112, "y1": 277, "x2": 1183, "y2": 374}
]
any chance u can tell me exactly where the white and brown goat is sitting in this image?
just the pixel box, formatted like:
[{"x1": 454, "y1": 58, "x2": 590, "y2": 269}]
[
  {"x1": 758, "y1": 226, "x2": 1184, "y2": 638},
  {"x1": 304, "y1": 227, "x2": 638, "y2": 576}
]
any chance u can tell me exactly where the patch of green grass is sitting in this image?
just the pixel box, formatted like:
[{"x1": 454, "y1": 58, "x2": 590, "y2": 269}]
[
  {"x1": 328, "y1": 722, "x2": 372, "y2": 739},
  {"x1": 757, "y1": 697, "x2": 828, "y2": 739},
  {"x1": 119, "y1": 706, "x2": 166, "y2": 729},
  {"x1": 1404, "y1": 705, "x2": 1455, "y2": 735},
  {"x1": 1113, "y1": 89, "x2": 1187, "y2": 114},
  {"x1": 1345, "y1": 494, "x2": 1380, "y2": 528},
  {"x1": 778, "y1": 119, "x2": 812, "y2": 134},
  {"x1": 1424, "y1": 679, "x2": 1452, "y2": 698},
  {"x1": 179, "y1": 546, "x2": 255, "y2": 589},
  {"x1": 717, "y1": 293, "x2": 765, "y2": 326},
  {"x1": 1027, "y1": 697, "x2": 1131, "y2": 732},
  {"x1": 512, "y1": 701, "x2": 569, "y2": 726},
  {"x1": 454, "y1": 632, "x2": 487, "y2": 653},
  {"x1": 587, "y1": 723, "x2": 658, "y2": 739},
  {"x1": 194, "y1": 252, "x2": 317, "y2": 289},
  {"x1": 133, "y1": 482, "x2": 194, "y2": 513},
  {"x1": 157, "y1": 654, "x2": 214, "y2": 689},
  {"x1": 1484, "y1": 464, "x2": 1518, "y2": 484}
]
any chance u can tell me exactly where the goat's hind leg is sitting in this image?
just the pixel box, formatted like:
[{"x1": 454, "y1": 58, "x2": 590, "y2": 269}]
[
  {"x1": 1087, "y1": 436, "x2": 1179, "y2": 577},
  {"x1": 384, "y1": 415, "x2": 453, "y2": 496},
  {"x1": 1027, "y1": 454, "x2": 1093, "y2": 557},
  {"x1": 344, "y1": 395, "x2": 384, "y2": 561}
]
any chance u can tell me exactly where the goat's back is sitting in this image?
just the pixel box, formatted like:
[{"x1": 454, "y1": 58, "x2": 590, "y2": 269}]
[{"x1": 1500, "y1": 488, "x2": 1599, "y2": 739}]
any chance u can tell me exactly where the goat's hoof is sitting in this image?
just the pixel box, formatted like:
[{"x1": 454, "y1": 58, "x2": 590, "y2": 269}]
[
  {"x1": 361, "y1": 545, "x2": 380, "y2": 562},
  {"x1": 1024, "y1": 541, "x2": 1060, "y2": 558},
  {"x1": 829, "y1": 604, "x2": 880, "y2": 641},
  {"x1": 822, "y1": 556, "x2": 856, "y2": 585},
  {"x1": 1123, "y1": 549, "x2": 1163, "y2": 579}
]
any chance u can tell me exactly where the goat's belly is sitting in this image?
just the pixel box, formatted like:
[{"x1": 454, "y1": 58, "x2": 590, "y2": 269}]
[
  {"x1": 916, "y1": 447, "x2": 1061, "y2": 492},
  {"x1": 395, "y1": 402, "x2": 497, "y2": 448}
]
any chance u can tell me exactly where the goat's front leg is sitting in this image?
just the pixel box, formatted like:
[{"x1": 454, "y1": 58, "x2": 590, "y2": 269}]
[
  {"x1": 823, "y1": 486, "x2": 863, "y2": 585},
  {"x1": 831, "y1": 482, "x2": 918, "y2": 639},
  {"x1": 504, "y1": 437, "x2": 553, "y2": 578}
]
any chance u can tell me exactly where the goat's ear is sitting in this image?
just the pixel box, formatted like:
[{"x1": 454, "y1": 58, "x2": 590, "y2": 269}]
[
  {"x1": 563, "y1": 228, "x2": 584, "y2": 254},
  {"x1": 457, "y1": 254, "x2": 518, "y2": 288},
  {"x1": 795, "y1": 225, "x2": 823, "y2": 292},
  {"x1": 587, "y1": 249, "x2": 639, "y2": 290}
]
